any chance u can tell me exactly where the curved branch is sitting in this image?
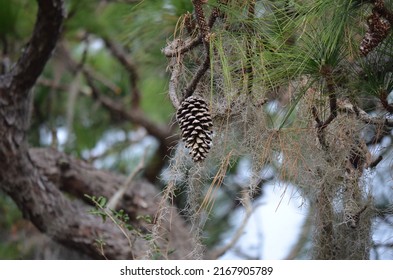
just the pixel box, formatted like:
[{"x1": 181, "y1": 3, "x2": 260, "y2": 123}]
[
  {"x1": 9, "y1": 0, "x2": 65, "y2": 93},
  {"x1": 103, "y1": 37, "x2": 141, "y2": 108}
]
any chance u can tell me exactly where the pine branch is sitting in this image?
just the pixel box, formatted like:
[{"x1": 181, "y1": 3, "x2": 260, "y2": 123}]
[
  {"x1": 60, "y1": 45, "x2": 173, "y2": 144},
  {"x1": 182, "y1": 43, "x2": 211, "y2": 99},
  {"x1": 103, "y1": 37, "x2": 141, "y2": 108},
  {"x1": 379, "y1": 89, "x2": 393, "y2": 113},
  {"x1": 316, "y1": 66, "x2": 338, "y2": 130},
  {"x1": 168, "y1": 51, "x2": 183, "y2": 109},
  {"x1": 163, "y1": 2, "x2": 224, "y2": 57},
  {"x1": 245, "y1": 0, "x2": 256, "y2": 95}
]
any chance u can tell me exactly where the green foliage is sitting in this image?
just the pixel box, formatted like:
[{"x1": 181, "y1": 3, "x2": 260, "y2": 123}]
[
  {"x1": 0, "y1": 194, "x2": 23, "y2": 259},
  {"x1": 0, "y1": 0, "x2": 37, "y2": 38}
]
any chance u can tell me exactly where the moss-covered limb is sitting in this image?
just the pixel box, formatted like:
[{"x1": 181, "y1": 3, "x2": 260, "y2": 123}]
[{"x1": 313, "y1": 181, "x2": 336, "y2": 259}]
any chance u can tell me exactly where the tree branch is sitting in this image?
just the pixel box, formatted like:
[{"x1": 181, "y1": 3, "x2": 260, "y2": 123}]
[
  {"x1": 28, "y1": 147, "x2": 195, "y2": 259},
  {"x1": 60, "y1": 45, "x2": 173, "y2": 144},
  {"x1": 162, "y1": 2, "x2": 224, "y2": 57},
  {"x1": 316, "y1": 66, "x2": 337, "y2": 130},
  {"x1": 8, "y1": 0, "x2": 64, "y2": 93},
  {"x1": 182, "y1": 42, "x2": 211, "y2": 99},
  {"x1": 168, "y1": 50, "x2": 183, "y2": 109},
  {"x1": 103, "y1": 37, "x2": 141, "y2": 108}
]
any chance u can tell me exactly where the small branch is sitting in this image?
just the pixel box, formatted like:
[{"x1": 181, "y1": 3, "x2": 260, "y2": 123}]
[
  {"x1": 107, "y1": 151, "x2": 146, "y2": 210},
  {"x1": 245, "y1": 0, "x2": 256, "y2": 95},
  {"x1": 29, "y1": 147, "x2": 196, "y2": 259},
  {"x1": 162, "y1": 2, "x2": 224, "y2": 57},
  {"x1": 167, "y1": 51, "x2": 183, "y2": 109},
  {"x1": 311, "y1": 106, "x2": 322, "y2": 126},
  {"x1": 209, "y1": 192, "x2": 258, "y2": 259},
  {"x1": 336, "y1": 98, "x2": 393, "y2": 127},
  {"x1": 316, "y1": 66, "x2": 337, "y2": 130},
  {"x1": 373, "y1": 242, "x2": 393, "y2": 248},
  {"x1": 86, "y1": 77, "x2": 171, "y2": 142},
  {"x1": 285, "y1": 209, "x2": 313, "y2": 259},
  {"x1": 103, "y1": 37, "x2": 141, "y2": 108},
  {"x1": 311, "y1": 106, "x2": 328, "y2": 149},
  {"x1": 61, "y1": 45, "x2": 172, "y2": 143},
  {"x1": 379, "y1": 89, "x2": 393, "y2": 114},
  {"x1": 368, "y1": 155, "x2": 383, "y2": 168},
  {"x1": 182, "y1": 43, "x2": 211, "y2": 99},
  {"x1": 37, "y1": 77, "x2": 90, "y2": 95},
  {"x1": 163, "y1": 37, "x2": 202, "y2": 57}
]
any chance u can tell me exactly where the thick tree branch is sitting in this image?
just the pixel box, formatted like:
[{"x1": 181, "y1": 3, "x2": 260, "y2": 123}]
[
  {"x1": 8, "y1": 0, "x2": 64, "y2": 93},
  {"x1": 29, "y1": 147, "x2": 195, "y2": 259}
]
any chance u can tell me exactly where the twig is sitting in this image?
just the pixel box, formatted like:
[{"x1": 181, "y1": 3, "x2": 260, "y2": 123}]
[
  {"x1": 60, "y1": 45, "x2": 172, "y2": 142},
  {"x1": 163, "y1": 36, "x2": 202, "y2": 57},
  {"x1": 162, "y1": 2, "x2": 224, "y2": 57},
  {"x1": 379, "y1": 89, "x2": 393, "y2": 114},
  {"x1": 209, "y1": 192, "x2": 259, "y2": 259},
  {"x1": 107, "y1": 150, "x2": 147, "y2": 210},
  {"x1": 103, "y1": 37, "x2": 141, "y2": 108},
  {"x1": 245, "y1": 0, "x2": 256, "y2": 95},
  {"x1": 86, "y1": 77, "x2": 171, "y2": 142},
  {"x1": 337, "y1": 98, "x2": 393, "y2": 127},
  {"x1": 182, "y1": 43, "x2": 211, "y2": 99},
  {"x1": 311, "y1": 106, "x2": 328, "y2": 149},
  {"x1": 285, "y1": 209, "x2": 313, "y2": 259},
  {"x1": 368, "y1": 155, "x2": 383, "y2": 168},
  {"x1": 167, "y1": 48, "x2": 183, "y2": 109},
  {"x1": 89, "y1": 196, "x2": 135, "y2": 259},
  {"x1": 178, "y1": 0, "x2": 213, "y2": 100}
]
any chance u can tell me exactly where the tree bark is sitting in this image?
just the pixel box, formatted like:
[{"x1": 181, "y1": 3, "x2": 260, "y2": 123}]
[
  {"x1": 29, "y1": 147, "x2": 194, "y2": 259},
  {"x1": 0, "y1": 0, "x2": 193, "y2": 260}
]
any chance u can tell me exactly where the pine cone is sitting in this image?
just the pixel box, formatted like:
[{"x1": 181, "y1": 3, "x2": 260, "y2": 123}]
[
  {"x1": 360, "y1": 11, "x2": 391, "y2": 56},
  {"x1": 177, "y1": 96, "x2": 213, "y2": 162}
]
